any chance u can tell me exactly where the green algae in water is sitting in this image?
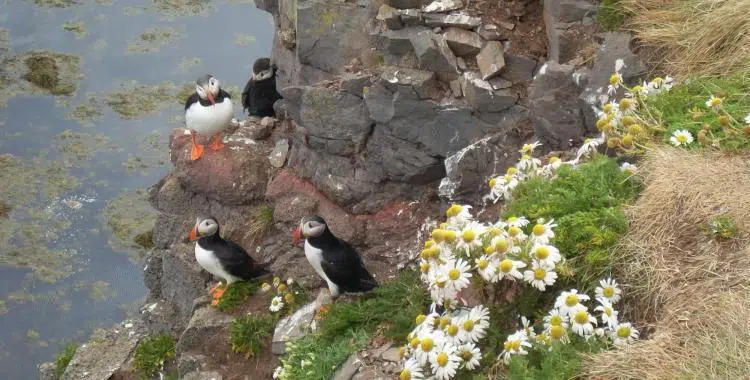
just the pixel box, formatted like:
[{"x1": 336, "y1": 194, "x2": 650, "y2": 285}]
[
  {"x1": 55, "y1": 130, "x2": 117, "y2": 167},
  {"x1": 30, "y1": 0, "x2": 78, "y2": 8},
  {"x1": 178, "y1": 57, "x2": 201, "y2": 73},
  {"x1": 26, "y1": 329, "x2": 41, "y2": 344},
  {"x1": 234, "y1": 34, "x2": 257, "y2": 46},
  {"x1": 127, "y1": 27, "x2": 182, "y2": 54},
  {"x1": 0, "y1": 50, "x2": 83, "y2": 105},
  {"x1": 89, "y1": 281, "x2": 117, "y2": 301},
  {"x1": 100, "y1": 188, "x2": 157, "y2": 263},
  {"x1": 92, "y1": 38, "x2": 108, "y2": 51},
  {"x1": 105, "y1": 81, "x2": 180, "y2": 119},
  {"x1": 66, "y1": 97, "x2": 104, "y2": 127},
  {"x1": 152, "y1": 0, "x2": 213, "y2": 17},
  {"x1": 62, "y1": 22, "x2": 87, "y2": 39},
  {"x1": 122, "y1": 132, "x2": 168, "y2": 176},
  {"x1": 0, "y1": 300, "x2": 7, "y2": 315}
]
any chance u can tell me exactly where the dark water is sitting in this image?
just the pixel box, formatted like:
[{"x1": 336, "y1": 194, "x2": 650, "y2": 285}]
[{"x1": 0, "y1": 1, "x2": 273, "y2": 378}]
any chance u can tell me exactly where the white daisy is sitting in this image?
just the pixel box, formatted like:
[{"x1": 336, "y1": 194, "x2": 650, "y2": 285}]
[
  {"x1": 516, "y1": 154, "x2": 542, "y2": 173},
  {"x1": 546, "y1": 324, "x2": 570, "y2": 345},
  {"x1": 594, "y1": 298, "x2": 619, "y2": 328},
  {"x1": 459, "y1": 305, "x2": 490, "y2": 343},
  {"x1": 543, "y1": 308, "x2": 569, "y2": 330},
  {"x1": 520, "y1": 316, "x2": 536, "y2": 339},
  {"x1": 540, "y1": 156, "x2": 563, "y2": 177},
  {"x1": 607, "y1": 72, "x2": 623, "y2": 95},
  {"x1": 499, "y1": 331, "x2": 532, "y2": 364},
  {"x1": 520, "y1": 141, "x2": 542, "y2": 155},
  {"x1": 530, "y1": 219, "x2": 557, "y2": 245},
  {"x1": 595, "y1": 278, "x2": 622, "y2": 304},
  {"x1": 429, "y1": 273, "x2": 458, "y2": 305},
  {"x1": 412, "y1": 312, "x2": 439, "y2": 336},
  {"x1": 475, "y1": 254, "x2": 499, "y2": 283},
  {"x1": 523, "y1": 260, "x2": 558, "y2": 291},
  {"x1": 273, "y1": 366, "x2": 284, "y2": 379},
  {"x1": 504, "y1": 216, "x2": 530, "y2": 228},
  {"x1": 745, "y1": 113, "x2": 750, "y2": 125},
  {"x1": 269, "y1": 296, "x2": 284, "y2": 312},
  {"x1": 415, "y1": 330, "x2": 443, "y2": 365},
  {"x1": 457, "y1": 342, "x2": 482, "y2": 370},
  {"x1": 456, "y1": 222, "x2": 486, "y2": 255},
  {"x1": 570, "y1": 306, "x2": 597, "y2": 338},
  {"x1": 445, "y1": 204, "x2": 473, "y2": 229},
  {"x1": 669, "y1": 129, "x2": 694, "y2": 146},
  {"x1": 705, "y1": 95, "x2": 723, "y2": 112},
  {"x1": 399, "y1": 357, "x2": 424, "y2": 380},
  {"x1": 491, "y1": 235, "x2": 520, "y2": 255},
  {"x1": 443, "y1": 321, "x2": 463, "y2": 345},
  {"x1": 530, "y1": 244, "x2": 562, "y2": 266},
  {"x1": 489, "y1": 173, "x2": 519, "y2": 203},
  {"x1": 497, "y1": 258, "x2": 526, "y2": 281},
  {"x1": 443, "y1": 258, "x2": 472, "y2": 292},
  {"x1": 612, "y1": 322, "x2": 639, "y2": 345},
  {"x1": 429, "y1": 341, "x2": 460, "y2": 380},
  {"x1": 575, "y1": 135, "x2": 604, "y2": 161},
  {"x1": 555, "y1": 289, "x2": 591, "y2": 317},
  {"x1": 620, "y1": 162, "x2": 637, "y2": 175}
]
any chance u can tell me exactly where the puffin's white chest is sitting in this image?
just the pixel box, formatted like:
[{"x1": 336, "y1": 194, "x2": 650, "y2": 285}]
[
  {"x1": 195, "y1": 243, "x2": 239, "y2": 284},
  {"x1": 185, "y1": 97, "x2": 234, "y2": 136},
  {"x1": 304, "y1": 240, "x2": 339, "y2": 296}
]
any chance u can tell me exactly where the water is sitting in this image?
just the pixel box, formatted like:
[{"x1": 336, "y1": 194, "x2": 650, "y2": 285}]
[{"x1": 0, "y1": 1, "x2": 273, "y2": 378}]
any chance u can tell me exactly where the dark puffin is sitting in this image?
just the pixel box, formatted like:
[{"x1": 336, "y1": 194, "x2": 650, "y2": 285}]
[
  {"x1": 184, "y1": 74, "x2": 234, "y2": 161},
  {"x1": 189, "y1": 216, "x2": 270, "y2": 300},
  {"x1": 241, "y1": 57, "x2": 283, "y2": 118},
  {"x1": 293, "y1": 215, "x2": 378, "y2": 298}
]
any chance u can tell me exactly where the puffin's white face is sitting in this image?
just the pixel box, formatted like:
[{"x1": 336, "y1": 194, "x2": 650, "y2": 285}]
[
  {"x1": 189, "y1": 216, "x2": 219, "y2": 241},
  {"x1": 300, "y1": 218, "x2": 326, "y2": 238},
  {"x1": 196, "y1": 76, "x2": 220, "y2": 105}
]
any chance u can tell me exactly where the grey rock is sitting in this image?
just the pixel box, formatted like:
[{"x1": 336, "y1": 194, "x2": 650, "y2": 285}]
[
  {"x1": 398, "y1": 9, "x2": 422, "y2": 26},
  {"x1": 544, "y1": 0, "x2": 599, "y2": 23},
  {"x1": 140, "y1": 300, "x2": 181, "y2": 335},
  {"x1": 498, "y1": 20, "x2": 516, "y2": 30},
  {"x1": 182, "y1": 371, "x2": 223, "y2": 380},
  {"x1": 444, "y1": 27, "x2": 484, "y2": 56},
  {"x1": 143, "y1": 250, "x2": 163, "y2": 298},
  {"x1": 500, "y1": 54, "x2": 537, "y2": 83},
  {"x1": 460, "y1": 71, "x2": 517, "y2": 112},
  {"x1": 246, "y1": 121, "x2": 272, "y2": 140},
  {"x1": 377, "y1": 27, "x2": 429, "y2": 57},
  {"x1": 364, "y1": 125, "x2": 444, "y2": 184},
  {"x1": 61, "y1": 320, "x2": 146, "y2": 380},
  {"x1": 457, "y1": 56, "x2": 467, "y2": 70},
  {"x1": 529, "y1": 61, "x2": 586, "y2": 149},
  {"x1": 378, "y1": 66, "x2": 441, "y2": 100},
  {"x1": 376, "y1": 4, "x2": 403, "y2": 30},
  {"x1": 353, "y1": 368, "x2": 391, "y2": 380},
  {"x1": 333, "y1": 355, "x2": 362, "y2": 380},
  {"x1": 176, "y1": 306, "x2": 234, "y2": 356},
  {"x1": 449, "y1": 79, "x2": 462, "y2": 97},
  {"x1": 160, "y1": 244, "x2": 212, "y2": 327},
  {"x1": 410, "y1": 31, "x2": 459, "y2": 75},
  {"x1": 476, "y1": 41, "x2": 505, "y2": 80},
  {"x1": 387, "y1": 0, "x2": 423, "y2": 9},
  {"x1": 340, "y1": 73, "x2": 372, "y2": 96},
  {"x1": 261, "y1": 116, "x2": 276, "y2": 129},
  {"x1": 489, "y1": 76, "x2": 512, "y2": 89},
  {"x1": 364, "y1": 83, "x2": 396, "y2": 124},
  {"x1": 592, "y1": 32, "x2": 646, "y2": 86},
  {"x1": 380, "y1": 347, "x2": 402, "y2": 362},
  {"x1": 177, "y1": 353, "x2": 205, "y2": 378},
  {"x1": 423, "y1": 12, "x2": 482, "y2": 29},
  {"x1": 432, "y1": 26, "x2": 442, "y2": 33},
  {"x1": 272, "y1": 289, "x2": 332, "y2": 355},
  {"x1": 38, "y1": 362, "x2": 56, "y2": 380},
  {"x1": 423, "y1": 0, "x2": 463, "y2": 13},
  {"x1": 477, "y1": 23, "x2": 503, "y2": 41},
  {"x1": 269, "y1": 138, "x2": 290, "y2": 168}
]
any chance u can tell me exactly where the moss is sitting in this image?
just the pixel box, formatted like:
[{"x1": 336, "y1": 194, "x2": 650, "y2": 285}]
[
  {"x1": 1, "y1": 50, "x2": 82, "y2": 104},
  {"x1": 234, "y1": 34, "x2": 257, "y2": 46},
  {"x1": 133, "y1": 229, "x2": 154, "y2": 250},
  {"x1": 62, "y1": 22, "x2": 87, "y2": 39},
  {"x1": 597, "y1": 0, "x2": 627, "y2": 32},
  {"x1": 54, "y1": 344, "x2": 78, "y2": 379},
  {"x1": 229, "y1": 314, "x2": 276, "y2": 358},
  {"x1": 23, "y1": 56, "x2": 62, "y2": 93},
  {"x1": 215, "y1": 281, "x2": 259, "y2": 313},
  {"x1": 134, "y1": 334, "x2": 176, "y2": 380}
]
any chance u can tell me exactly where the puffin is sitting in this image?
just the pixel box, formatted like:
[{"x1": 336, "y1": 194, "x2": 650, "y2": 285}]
[
  {"x1": 184, "y1": 74, "x2": 234, "y2": 161},
  {"x1": 293, "y1": 216, "x2": 378, "y2": 304},
  {"x1": 241, "y1": 57, "x2": 283, "y2": 118},
  {"x1": 189, "y1": 216, "x2": 270, "y2": 301}
]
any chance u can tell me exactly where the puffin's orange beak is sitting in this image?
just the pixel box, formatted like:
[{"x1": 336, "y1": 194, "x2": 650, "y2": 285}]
[
  {"x1": 189, "y1": 225, "x2": 198, "y2": 241},
  {"x1": 207, "y1": 91, "x2": 215, "y2": 106},
  {"x1": 293, "y1": 226, "x2": 302, "y2": 245}
]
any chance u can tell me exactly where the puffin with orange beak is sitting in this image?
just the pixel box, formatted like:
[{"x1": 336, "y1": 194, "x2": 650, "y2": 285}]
[
  {"x1": 293, "y1": 216, "x2": 378, "y2": 307},
  {"x1": 184, "y1": 74, "x2": 234, "y2": 161},
  {"x1": 189, "y1": 216, "x2": 270, "y2": 302}
]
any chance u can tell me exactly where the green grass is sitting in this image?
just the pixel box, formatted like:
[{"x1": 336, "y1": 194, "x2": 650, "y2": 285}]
[
  {"x1": 645, "y1": 73, "x2": 750, "y2": 151},
  {"x1": 133, "y1": 333, "x2": 176, "y2": 380},
  {"x1": 280, "y1": 271, "x2": 429, "y2": 380},
  {"x1": 215, "y1": 281, "x2": 259, "y2": 313},
  {"x1": 229, "y1": 314, "x2": 276, "y2": 358},
  {"x1": 54, "y1": 343, "x2": 77, "y2": 379},
  {"x1": 705, "y1": 215, "x2": 738, "y2": 240},
  {"x1": 597, "y1": 0, "x2": 628, "y2": 32},
  {"x1": 507, "y1": 337, "x2": 608, "y2": 380}
]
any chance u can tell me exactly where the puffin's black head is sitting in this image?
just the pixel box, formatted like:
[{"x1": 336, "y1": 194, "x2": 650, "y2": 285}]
[
  {"x1": 292, "y1": 215, "x2": 327, "y2": 244},
  {"x1": 195, "y1": 74, "x2": 220, "y2": 105},
  {"x1": 252, "y1": 58, "x2": 274, "y2": 81},
  {"x1": 189, "y1": 215, "x2": 220, "y2": 241}
]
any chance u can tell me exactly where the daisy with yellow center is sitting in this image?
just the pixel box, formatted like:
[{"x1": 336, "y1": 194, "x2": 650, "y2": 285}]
[
  {"x1": 429, "y1": 341, "x2": 460, "y2": 380},
  {"x1": 457, "y1": 342, "x2": 482, "y2": 370},
  {"x1": 543, "y1": 309, "x2": 569, "y2": 330},
  {"x1": 499, "y1": 331, "x2": 532, "y2": 364},
  {"x1": 705, "y1": 95, "x2": 723, "y2": 112},
  {"x1": 523, "y1": 260, "x2": 558, "y2": 291},
  {"x1": 669, "y1": 129, "x2": 693, "y2": 147},
  {"x1": 541, "y1": 156, "x2": 563, "y2": 177},
  {"x1": 531, "y1": 244, "x2": 561, "y2": 266},
  {"x1": 520, "y1": 316, "x2": 536, "y2": 340},
  {"x1": 530, "y1": 218, "x2": 557, "y2": 245},
  {"x1": 612, "y1": 322, "x2": 639, "y2": 345},
  {"x1": 570, "y1": 306, "x2": 597, "y2": 337},
  {"x1": 595, "y1": 277, "x2": 622, "y2": 304},
  {"x1": 456, "y1": 222, "x2": 486, "y2": 255},
  {"x1": 429, "y1": 273, "x2": 458, "y2": 304},
  {"x1": 547, "y1": 323, "x2": 570, "y2": 345},
  {"x1": 620, "y1": 162, "x2": 637, "y2": 175},
  {"x1": 594, "y1": 297, "x2": 619, "y2": 328},
  {"x1": 269, "y1": 296, "x2": 284, "y2": 312},
  {"x1": 607, "y1": 72, "x2": 623, "y2": 95},
  {"x1": 497, "y1": 258, "x2": 526, "y2": 281},
  {"x1": 521, "y1": 141, "x2": 542, "y2": 155},
  {"x1": 415, "y1": 331, "x2": 441, "y2": 365},
  {"x1": 488, "y1": 174, "x2": 519, "y2": 203},
  {"x1": 459, "y1": 305, "x2": 490, "y2": 343},
  {"x1": 575, "y1": 135, "x2": 604, "y2": 161},
  {"x1": 442, "y1": 258, "x2": 472, "y2": 292},
  {"x1": 516, "y1": 153, "x2": 542, "y2": 173},
  {"x1": 491, "y1": 235, "x2": 519, "y2": 255},
  {"x1": 399, "y1": 358, "x2": 424, "y2": 380},
  {"x1": 445, "y1": 204, "x2": 473, "y2": 229},
  {"x1": 443, "y1": 322, "x2": 462, "y2": 345},
  {"x1": 554, "y1": 289, "x2": 591, "y2": 317},
  {"x1": 475, "y1": 254, "x2": 499, "y2": 283},
  {"x1": 503, "y1": 216, "x2": 530, "y2": 229}
]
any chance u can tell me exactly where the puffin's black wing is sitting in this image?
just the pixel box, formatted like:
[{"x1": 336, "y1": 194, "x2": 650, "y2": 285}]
[
  {"x1": 241, "y1": 78, "x2": 252, "y2": 113},
  {"x1": 211, "y1": 239, "x2": 269, "y2": 280},
  {"x1": 320, "y1": 238, "x2": 378, "y2": 294},
  {"x1": 185, "y1": 92, "x2": 200, "y2": 111}
]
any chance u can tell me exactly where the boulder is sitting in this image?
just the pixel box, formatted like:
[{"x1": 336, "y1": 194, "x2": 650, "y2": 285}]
[
  {"x1": 272, "y1": 289, "x2": 332, "y2": 355},
  {"x1": 38, "y1": 363, "x2": 56, "y2": 380},
  {"x1": 410, "y1": 31, "x2": 459, "y2": 75},
  {"x1": 590, "y1": 32, "x2": 646, "y2": 88},
  {"x1": 398, "y1": 9, "x2": 422, "y2": 26},
  {"x1": 460, "y1": 71, "x2": 517, "y2": 113},
  {"x1": 449, "y1": 79, "x2": 462, "y2": 97},
  {"x1": 377, "y1": 66, "x2": 442, "y2": 100},
  {"x1": 477, "y1": 23, "x2": 503, "y2": 41},
  {"x1": 529, "y1": 61, "x2": 586, "y2": 149},
  {"x1": 176, "y1": 305, "x2": 234, "y2": 356},
  {"x1": 443, "y1": 27, "x2": 484, "y2": 57},
  {"x1": 499, "y1": 54, "x2": 537, "y2": 83},
  {"x1": 269, "y1": 138, "x2": 290, "y2": 168},
  {"x1": 363, "y1": 125, "x2": 445, "y2": 184},
  {"x1": 387, "y1": 0, "x2": 424, "y2": 9},
  {"x1": 333, "y1": 355, "x2": 362, "y2": 380},
  {"x1": 544, "y1": 0, "x2": 598, "y2": 23},
  {"x1": 364, "y1": 83, "x2": 396, "y2": 124},
  {"x1": 476, "y1": 41, "x2": 505, "y2": 80},
  {"x1": 177, "y1": 353, "x2": 206, "y2": 378},
  {"x1": 61, "y1": 321, "x2": 146, "y2": 380},
  {"x1": 376, "y1": 4, "x2": 403, "y2": 30},
  {"x1": 423, "y1": 0, "x2": 463, "y2": 13},
  {"x1": 160, "y1": 244, "x2": 213, "y2": 326},
  {"x1": 340, "y1": 72, "x2": 372, "y2": 97},
  {"x1": 140, "y1": 300, "x2": 181, "y2": 335},
  {"x1": 489, "y1": 77, "x2": 512, "y2": 89},
  {"x1": 423, "y1": 12, "x2": 482, "y2": 29}
]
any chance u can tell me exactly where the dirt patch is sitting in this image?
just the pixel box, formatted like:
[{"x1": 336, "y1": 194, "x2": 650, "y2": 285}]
[{"x1": 467, "y1": 0, "x2": 547, "y2": 59}]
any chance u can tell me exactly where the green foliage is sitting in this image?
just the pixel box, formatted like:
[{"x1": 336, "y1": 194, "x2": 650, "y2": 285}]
[
  {"x1": 645, "y1": 73, "x2": 750, "y2": 151},
  {"x1": 706, "y1": 215, "x2": 738, "y2": 240},
  {"x1": 597, "y1": 0, "x2": 628, "y2": 32},
  {"x1": 133, "y1": 333, "x2": 176, "y2": 380},
  {"x1": 229, "y1": 314, "x2": 276, "y2": 358},
  {"x1": 215, "y1": 281, "x2": 259, "y2": 313},
  {"x1": 54, "y1": 344, "x2": 77, "y2": 379},
  {"x1": 507, "y1": 337, "x2": 607, "y2": 379},
  {"x1": 281, "y1": 271, "x2": 429, "y2": 379}
]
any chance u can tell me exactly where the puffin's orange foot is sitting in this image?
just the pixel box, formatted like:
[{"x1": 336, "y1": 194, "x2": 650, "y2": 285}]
[
  {"x1": 208, "y1": 133, "x2": 225, "y2": 151},
  {"x1": 210, "y1": 286, "x2": 227, "y2": 306},
  {"x1": 314, "y1": 305, "x2": 330, "y2": 321},
  {"x1": 191, "y1": 142, "x2": 205, "y2": 161}
]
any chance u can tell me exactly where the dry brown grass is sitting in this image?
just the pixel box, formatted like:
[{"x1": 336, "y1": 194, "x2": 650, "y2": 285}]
[
  {"x1": 621, "y1": 0, "x2": 750, "y2": 78},
  {"x1": 581, "y1": 147, "x2": 750, "y2": 379}
]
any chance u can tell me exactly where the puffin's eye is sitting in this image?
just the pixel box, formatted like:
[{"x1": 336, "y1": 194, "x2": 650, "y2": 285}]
[{"x1": 210, "y1": 79, "x2": 216, "y2": 85}]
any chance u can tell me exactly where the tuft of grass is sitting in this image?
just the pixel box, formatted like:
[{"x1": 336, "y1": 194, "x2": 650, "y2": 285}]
[
  {"x1": 215, "y1": 281, "x2": 259, "y2": 313},
  {"x1": 705, "y1": 215, "x2": 738, "y2": 240},
  {"x1": 281, "y1": 271, "x2": 429, "y2": 379},
  {"x1": 229, "y1": 314, "x2": 276, "y2": 358},
  {"x1": 54, "y1": 344, "x2": 78, "y2": 379},
  {"x1": 508, "y1": 337, "x2": 607, "y2": 379},
  {"x1": 621, "y1": 0, "x2": 750, "y2": 78},
  {"x1": 133, "y1": 333, "x2": 176, "y2": 380},
  {"x1": 597, "y1": 0, "x2": 628, "y2": 32},
  {"x1": 249, "y1": 204, "x2": 275, "y2": 240}
]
